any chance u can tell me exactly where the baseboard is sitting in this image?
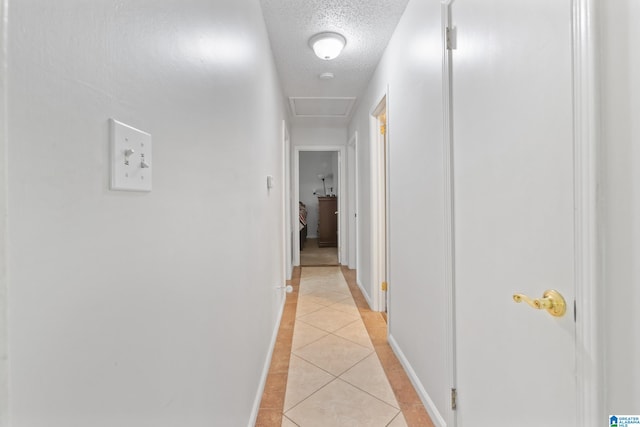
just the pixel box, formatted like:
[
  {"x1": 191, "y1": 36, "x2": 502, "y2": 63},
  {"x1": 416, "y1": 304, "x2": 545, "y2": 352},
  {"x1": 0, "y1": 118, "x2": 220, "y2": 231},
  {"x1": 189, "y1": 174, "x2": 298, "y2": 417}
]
[
  {"x1": 387, "y1": 335, "x2": 447, "y2": 427},
  {"x1": 356, "y1": 279, "x2": 373, "y2": 309},
  {"x1": 247, "y1": 293, "x2": 287, "y2": 427}
]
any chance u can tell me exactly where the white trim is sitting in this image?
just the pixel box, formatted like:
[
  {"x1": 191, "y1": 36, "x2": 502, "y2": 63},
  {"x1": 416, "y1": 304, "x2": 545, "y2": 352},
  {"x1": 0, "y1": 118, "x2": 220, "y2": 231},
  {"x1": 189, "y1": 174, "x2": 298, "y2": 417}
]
[
  {"x1": 441, "y1": 3, "x2": 457, "y2": 427},
  {"x1": 292, "y1": 145, "x2": 347, "y2": 266},
  {"x1": 247, "y1": 294, "x2": 287, "y2": 427},
  {"x1": 347, "y1": 132, "x2": 358, "y2": 271},
  {"x1": 572, "y1": 0, "x2": 602, "y2": 425},
  {"x1": 282, "y1": 121, "x2": 293, "y2": 280},
  {"x1": 388, "y1": 335, "x2": 447, "y2": 427},
  {"x1": 369, "y1": 91, "x2": 388, "y2": 313}
]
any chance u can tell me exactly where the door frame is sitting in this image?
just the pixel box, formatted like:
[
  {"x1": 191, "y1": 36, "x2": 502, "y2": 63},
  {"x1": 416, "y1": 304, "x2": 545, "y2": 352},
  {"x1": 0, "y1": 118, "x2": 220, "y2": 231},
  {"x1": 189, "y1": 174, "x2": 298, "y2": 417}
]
[
  {"x1": 292, "y1": 145, "x2": 347, "y2": 266},
  {"x1": 282, "y1": 120, "x2": 293, "y2": 280},
  {"x1": 572, "y1": 0, "x2": 602, "y2": 424},
  {"x1": 347, "y1": 132, "x2": 359, "y2": 271},
  {"x1": 441, "y1": 3, "x2": 457, "y2": 426},
  {"x1": 370, "y1": 91, "x2": 390, "y2": 313},
  {"x1": 442, "y1": 0, "x2": 602, "y2": 425}
]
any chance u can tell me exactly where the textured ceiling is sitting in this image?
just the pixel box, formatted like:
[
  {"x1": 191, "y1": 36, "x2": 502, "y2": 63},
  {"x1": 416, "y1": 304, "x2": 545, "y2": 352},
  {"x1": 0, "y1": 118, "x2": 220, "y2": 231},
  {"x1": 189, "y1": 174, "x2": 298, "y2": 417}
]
[{"x1": 260, "y1": 0, "x2": 410, "y2": 124}]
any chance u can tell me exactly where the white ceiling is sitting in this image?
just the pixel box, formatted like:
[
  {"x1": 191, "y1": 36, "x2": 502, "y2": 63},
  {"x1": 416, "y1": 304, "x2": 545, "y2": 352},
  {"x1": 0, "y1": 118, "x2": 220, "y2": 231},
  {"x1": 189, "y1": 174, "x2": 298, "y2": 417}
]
[{"x1": 260, "y1": 0, "x2": 410, "y2": 124}]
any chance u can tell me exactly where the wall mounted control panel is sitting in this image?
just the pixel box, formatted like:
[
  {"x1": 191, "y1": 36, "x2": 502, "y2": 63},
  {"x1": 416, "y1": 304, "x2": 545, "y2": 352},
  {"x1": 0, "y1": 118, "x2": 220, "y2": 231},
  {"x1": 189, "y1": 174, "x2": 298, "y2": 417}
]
[{"x1": 110, "y1": 119, "x2": 152, "y2": 191}]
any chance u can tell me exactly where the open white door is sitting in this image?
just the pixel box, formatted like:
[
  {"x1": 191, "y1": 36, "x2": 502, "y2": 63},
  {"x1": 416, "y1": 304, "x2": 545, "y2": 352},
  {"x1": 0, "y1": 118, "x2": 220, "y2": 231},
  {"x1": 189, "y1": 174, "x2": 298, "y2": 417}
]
[{"x1": 451, "y1": 0, "x2": 578, "y2": 424}]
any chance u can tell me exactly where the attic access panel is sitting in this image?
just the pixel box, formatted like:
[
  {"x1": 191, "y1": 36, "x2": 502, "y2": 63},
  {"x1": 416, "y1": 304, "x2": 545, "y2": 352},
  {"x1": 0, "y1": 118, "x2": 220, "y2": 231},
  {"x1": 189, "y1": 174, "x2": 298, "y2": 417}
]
[{"x1": 289, "y1": 97, "x2": 357, "y2": 118}]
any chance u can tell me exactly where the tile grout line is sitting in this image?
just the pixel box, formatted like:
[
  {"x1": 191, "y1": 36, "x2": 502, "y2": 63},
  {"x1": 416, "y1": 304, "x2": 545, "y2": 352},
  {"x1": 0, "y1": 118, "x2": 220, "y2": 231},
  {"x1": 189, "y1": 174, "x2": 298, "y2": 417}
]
[
  {"x1": 286, "y1": 267, "x2": 401, "y2": 425},
  {"x1": 260, "y1": 266, "x2": 433, "y2": 427},
  {"x1": 283, "y1": 376, "x2": 340, "y2": 415},
  {"x1": 285, "y1": 375, "x2": 402, "y2": 418},
  {"x1": 291, "y1": 348, "x2": 373, "y2": 379}
]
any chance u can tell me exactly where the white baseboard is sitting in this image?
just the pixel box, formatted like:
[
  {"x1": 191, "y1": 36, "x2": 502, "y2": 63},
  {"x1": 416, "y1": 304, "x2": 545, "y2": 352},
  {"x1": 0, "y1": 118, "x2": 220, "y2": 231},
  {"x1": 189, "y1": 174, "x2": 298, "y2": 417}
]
[
  {"x1": 387, "y1": 335, "x2": 447, "y2": 427},
  {"x1": 247, "y1": 294, "x2": 287, "y2": 427},
  {"x1": 356, "y1": 279, "x2": 373, "y2": 309}
]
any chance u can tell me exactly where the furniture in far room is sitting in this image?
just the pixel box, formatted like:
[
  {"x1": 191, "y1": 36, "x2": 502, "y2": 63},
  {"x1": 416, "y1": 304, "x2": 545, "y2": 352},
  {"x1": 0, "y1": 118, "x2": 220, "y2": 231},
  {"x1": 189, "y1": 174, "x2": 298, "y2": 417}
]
[
  {"x1": 317, "y1": 196, "x2": 337, "y2": 247},
  {"x1": 299, "y1": 201, "x2": 307, "y2": 250}
]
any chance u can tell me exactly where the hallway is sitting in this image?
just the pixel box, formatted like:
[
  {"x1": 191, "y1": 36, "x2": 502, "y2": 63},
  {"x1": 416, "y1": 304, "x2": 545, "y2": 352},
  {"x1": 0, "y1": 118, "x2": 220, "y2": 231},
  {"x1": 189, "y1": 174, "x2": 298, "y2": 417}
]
[
  {"x1": 2, "y1": 0, "x2": 638, "y2": 425},
  {"x1": 257, "y1": 267, "x2": 433, "y2": 426}
]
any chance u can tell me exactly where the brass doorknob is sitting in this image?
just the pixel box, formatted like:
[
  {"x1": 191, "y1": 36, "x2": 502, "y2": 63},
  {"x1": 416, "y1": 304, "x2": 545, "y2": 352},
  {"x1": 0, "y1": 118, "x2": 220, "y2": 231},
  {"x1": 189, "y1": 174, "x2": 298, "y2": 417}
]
[{"x1": 512, "y1": 289, "x2": 566, "y2": 317}]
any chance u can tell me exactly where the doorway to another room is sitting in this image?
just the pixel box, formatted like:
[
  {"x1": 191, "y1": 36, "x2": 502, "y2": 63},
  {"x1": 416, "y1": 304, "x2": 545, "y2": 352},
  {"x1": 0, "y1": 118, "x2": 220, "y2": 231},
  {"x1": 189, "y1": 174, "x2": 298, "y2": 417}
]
[
  {"x1": 299, "y1": 151, "x2": 339, "y2": 266},
  {"x1": 294, "y1": 146, "x2": 346, "y2": 267}
]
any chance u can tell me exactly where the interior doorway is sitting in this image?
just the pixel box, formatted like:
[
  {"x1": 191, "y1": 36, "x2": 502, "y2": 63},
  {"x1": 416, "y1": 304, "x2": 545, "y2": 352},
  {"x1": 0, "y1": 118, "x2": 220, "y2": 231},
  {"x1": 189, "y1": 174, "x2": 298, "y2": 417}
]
[
  {"x1": 293, "y1": 146, "x2": 346, "y2": 267},
  {"x1": 299, "y1": 151, "x2": 339, "y2": 266}
]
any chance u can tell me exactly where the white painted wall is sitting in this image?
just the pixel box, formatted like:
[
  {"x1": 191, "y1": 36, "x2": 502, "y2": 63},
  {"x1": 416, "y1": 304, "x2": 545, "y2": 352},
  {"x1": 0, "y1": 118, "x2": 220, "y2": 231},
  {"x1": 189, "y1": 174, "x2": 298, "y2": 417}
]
[
  {"x1": 299, "y1": 151, "x2": 335, "y2": 238},
  {"x1": 291, "y1": 124, "x2": 347, "y2": 148},
  {"x1": 0, "y1": 1, "x2": 8, "y2": 425},
  {"x1": 5, "y1": 1, "x2": 287, "y2": 426},
  {"x1": 601, "y1": 0, "x2": 640, "y2": 413},
  {"x1": 348, "y1": 0, "x2": 448, "y2": 422}
]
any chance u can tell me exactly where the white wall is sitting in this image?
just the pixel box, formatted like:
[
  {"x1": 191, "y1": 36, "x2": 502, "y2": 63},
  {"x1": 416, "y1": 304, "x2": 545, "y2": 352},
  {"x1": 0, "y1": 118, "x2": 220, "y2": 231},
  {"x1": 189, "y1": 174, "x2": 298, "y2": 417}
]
[
  {"x1": 291, "y1": 123, "x2": 347, "y2": 148},
  {"x1": 348, "y1": 0, "x2": 448, "y2": 422},
  {"x1": 0, "y1": 1, "x2": 8, "y2": 425},
  {"x1": 601, "y1": 0, "x2": 640, "y2": 413},
  {"x1": 299, "y1": 151, "x2": 335, "y2": 238},
  {"x1": 6, "y1": 1, "x2": 287, "y2": 426}
]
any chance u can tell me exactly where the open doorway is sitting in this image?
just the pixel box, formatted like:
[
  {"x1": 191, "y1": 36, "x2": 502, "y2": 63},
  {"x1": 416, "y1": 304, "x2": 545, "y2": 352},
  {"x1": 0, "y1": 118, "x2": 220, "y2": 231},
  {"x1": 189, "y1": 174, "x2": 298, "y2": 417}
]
[
  {"x1": 293, "y1": 146, "x2": 346, "y2": 267},
  {"x1": 299, "y1": 151, "x2": 339, "y2": 266}
]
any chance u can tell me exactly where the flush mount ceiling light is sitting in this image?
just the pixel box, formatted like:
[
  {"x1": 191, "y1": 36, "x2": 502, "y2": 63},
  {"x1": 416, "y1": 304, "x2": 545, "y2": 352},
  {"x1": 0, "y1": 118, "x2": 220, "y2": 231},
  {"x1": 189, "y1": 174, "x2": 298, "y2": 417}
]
[{"x1": 309, "y1": 32, "x2": 346, "y2": 60}]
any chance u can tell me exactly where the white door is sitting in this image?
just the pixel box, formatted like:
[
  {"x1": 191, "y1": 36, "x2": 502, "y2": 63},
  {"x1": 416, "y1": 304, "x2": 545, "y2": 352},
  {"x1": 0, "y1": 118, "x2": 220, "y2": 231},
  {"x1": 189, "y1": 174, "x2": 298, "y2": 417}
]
[{"x1": 452, "y1": 1, "x2": 576, "y2": 425}]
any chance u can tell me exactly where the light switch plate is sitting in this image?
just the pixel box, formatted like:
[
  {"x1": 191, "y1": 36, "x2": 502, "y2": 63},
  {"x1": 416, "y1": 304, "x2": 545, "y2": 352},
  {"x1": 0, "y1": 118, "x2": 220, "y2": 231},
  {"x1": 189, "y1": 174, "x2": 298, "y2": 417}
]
[{"x1": 110, "y1": 119, "x2": 152, "y2": 192}]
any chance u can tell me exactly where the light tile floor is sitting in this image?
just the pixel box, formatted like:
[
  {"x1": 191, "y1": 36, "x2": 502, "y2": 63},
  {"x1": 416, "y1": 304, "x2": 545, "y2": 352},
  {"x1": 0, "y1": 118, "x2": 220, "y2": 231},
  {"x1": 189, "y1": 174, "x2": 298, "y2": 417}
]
[
  {"x1": 256, "y1": 266, "x2": 433, "y2": 427},
  {"x1": 282, "y1": 267, "x2": 407, "y2": 427}
]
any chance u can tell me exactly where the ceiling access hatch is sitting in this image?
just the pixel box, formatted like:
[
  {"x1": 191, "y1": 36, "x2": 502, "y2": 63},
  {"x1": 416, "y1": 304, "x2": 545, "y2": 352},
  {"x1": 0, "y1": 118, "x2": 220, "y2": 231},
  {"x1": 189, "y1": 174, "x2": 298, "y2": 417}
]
[{"x1": 289, "y1": 97, "x2": 357, "y2": 118}]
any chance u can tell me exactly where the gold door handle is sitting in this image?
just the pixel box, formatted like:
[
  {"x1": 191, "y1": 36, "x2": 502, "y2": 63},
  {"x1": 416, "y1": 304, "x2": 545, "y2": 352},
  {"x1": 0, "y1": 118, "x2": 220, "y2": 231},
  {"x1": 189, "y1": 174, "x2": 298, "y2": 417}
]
[{"x1": 512, "y1": 289, "x2": 566, "y2": 317}]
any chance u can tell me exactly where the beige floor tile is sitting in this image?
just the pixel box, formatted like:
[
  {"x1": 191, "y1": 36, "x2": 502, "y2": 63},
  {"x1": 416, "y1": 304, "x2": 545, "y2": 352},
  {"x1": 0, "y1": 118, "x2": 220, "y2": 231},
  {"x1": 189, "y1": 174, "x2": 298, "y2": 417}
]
[
  {"x1": 333, "y1": 319, "x2": 374, "y2": 348},
  {"x1": 328, "y1": 297, "x2": 360, "y2": 316},
  {"x1": 291, "y1": 322, "x2": 328, "y2": 350},
  {"x1": 259, "y1": 266, "x2": 433, "y2": 427},
  {"x1": 283, "y1": 355, "x2": 335, "y2": 411},
  {"x1": 285, "y1": 379, "x2": 399, "y2": 427},
  {"x1": 297, "y1": 306, "x2": 360, "y2": 333},
  {"x1": 340, "y1": 353, "x2": 399, "y2": 408},
  {"x1": 298, "y1": 285, "x2": 316, "y2": 296},
  {"x1": 304, "y1": 277, "x2": 351, "y2": 292},
  {"x1": 387, "y1": 412, "x2": 409, "y2": 427},
  {"x1": 294, "y1": 334, "x2": 373, "y2": 376},
  {"x1": 300, "y1": 290, "x2": 353, "y2": 306},
  {"x1": 281, "y1": 416, "x2": 299, "y2": 427},
  {"x1": 295, "y1": 298, "x2": 325, "y2": 317}
]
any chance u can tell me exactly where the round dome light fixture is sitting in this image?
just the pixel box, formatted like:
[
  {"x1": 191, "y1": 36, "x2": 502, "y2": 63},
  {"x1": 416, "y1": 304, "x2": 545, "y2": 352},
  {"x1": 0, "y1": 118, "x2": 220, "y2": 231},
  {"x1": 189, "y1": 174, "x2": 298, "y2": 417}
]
[
  {"x1": 309, "y1": 32, "x2": 346, "y2": 60},
  {"x1": 319, "y1": 72, "x2": 335, "y2": 80}
]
